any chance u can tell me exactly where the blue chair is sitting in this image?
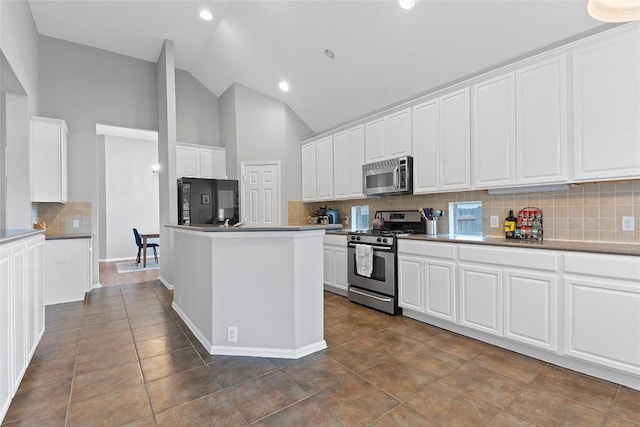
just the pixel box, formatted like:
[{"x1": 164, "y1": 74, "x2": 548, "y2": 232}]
[{"x1": 133, "y1": 228, "x2": 159, "y2": 266}]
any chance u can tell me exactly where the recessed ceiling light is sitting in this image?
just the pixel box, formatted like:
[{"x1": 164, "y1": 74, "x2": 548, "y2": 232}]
[
  {"x1": 324, "y1": 49, "x2": 335, "y2": 60},
  {"x1": 399, "y1": 0, "x2": 416, "y2": 10},
  {"x1": 279, "y1": 81, "x2": 290, "y2": 92},
  {"x1": 199, "y1": 9, "x2": 213, "y2": 21}
]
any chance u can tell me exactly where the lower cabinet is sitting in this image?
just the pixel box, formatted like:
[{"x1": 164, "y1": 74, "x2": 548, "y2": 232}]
[
  {"x1": 44, "y1": 237, "x2": 92, "y2": 305},
  {"x1": 0, "y1": 233, "x2": 45, "y2": 423},
  {"x1": 563, "y1": 253, "x2": 640, "y2": 376},
  {"x1": 459, "y1": 263, "x2": 503, "y2": 336},
  {"x1": 398, "y1": 241, "x2": 457, "y2": 322},
  {"x1": 323, "y1": 235, "x2": 348, "y2": 294}
]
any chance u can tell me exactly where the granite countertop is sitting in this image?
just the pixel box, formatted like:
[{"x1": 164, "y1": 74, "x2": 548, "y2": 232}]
[
  {"x1": 167, "y1": 224, "x2": 343, "y2": 232},
  {"x1": 0, "y1": 229, "x2": 45, "y2": 244},
  {"x1": 401, "y1": 234, "x2": 640, "y2": 257}
]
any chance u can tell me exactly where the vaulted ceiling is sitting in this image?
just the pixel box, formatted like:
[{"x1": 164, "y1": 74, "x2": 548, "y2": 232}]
[{"x1": 28, "y1": 1, "x2": 609, "y2": 134}]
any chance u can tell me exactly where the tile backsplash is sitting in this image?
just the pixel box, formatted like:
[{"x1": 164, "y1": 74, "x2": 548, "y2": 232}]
[
  {"x1": 294, "y1": 179, "x2": 640, "y2": 244},
  {"x1": 32, "y1": 202, "x2": 92, "y2": 235}
]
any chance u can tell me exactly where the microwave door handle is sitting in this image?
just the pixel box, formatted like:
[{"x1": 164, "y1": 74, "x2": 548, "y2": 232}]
[{"x1": 393, "y1": 166, "x2": 399, "y2": 190}]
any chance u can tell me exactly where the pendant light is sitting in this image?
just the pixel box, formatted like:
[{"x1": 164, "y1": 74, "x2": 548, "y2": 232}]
[{"x1": 588, "y1": 0, "x2": 640, "y2": 22}]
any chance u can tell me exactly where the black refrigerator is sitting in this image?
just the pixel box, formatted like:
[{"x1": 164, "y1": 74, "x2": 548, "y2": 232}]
[{"x1": 177, "y1": 178, "x2": 239, "y2": 225}]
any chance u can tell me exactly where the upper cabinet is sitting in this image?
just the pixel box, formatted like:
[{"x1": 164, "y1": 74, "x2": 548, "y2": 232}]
[
  {"x1": 333, "y1": 125, "x2": 365, "y2": 200},
  {"x1": 572, "y1": 28, "x2": 640, "y2": 181},
  {"x1": 301, "y1": 141, "x2": 317, "y2": 202},
  {"x1": 31, "y1": 116, "x2": 68, "y2": 203},
  {"x1": 176, "y1": 143, "x2": 226, "y2": 179},
  {"x1": 364, "y1": 108, "x2": 411, "y2": 163},
  {"x1": 301, "y1": 135, "x2": 335, "y2": 202},
  {"x1": 413, "y1": 88, "x2": 471, "y2": 194},
  {"x1": 472, "y1": 55, "x2": 568, "y2": 189}
]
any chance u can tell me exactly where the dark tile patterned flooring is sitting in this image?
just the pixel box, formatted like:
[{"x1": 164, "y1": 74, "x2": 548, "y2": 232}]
[{"x1": 3, "y1": 280, "x2": 640, "y2": 426}]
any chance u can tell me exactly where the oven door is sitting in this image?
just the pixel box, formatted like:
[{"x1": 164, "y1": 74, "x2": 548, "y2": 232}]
[{"x1": 347, "y1": 243, "x2": 396, "y2": 296}]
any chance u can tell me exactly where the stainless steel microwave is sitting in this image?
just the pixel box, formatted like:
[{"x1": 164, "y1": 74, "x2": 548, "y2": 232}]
[{"x1": 363, "y1": 156, "x2": 413, "y2": 196}]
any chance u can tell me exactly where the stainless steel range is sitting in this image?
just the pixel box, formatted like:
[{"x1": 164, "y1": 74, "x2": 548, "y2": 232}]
[{"x1": 347, "y1": 210, "x2": 425, "y2": 315}]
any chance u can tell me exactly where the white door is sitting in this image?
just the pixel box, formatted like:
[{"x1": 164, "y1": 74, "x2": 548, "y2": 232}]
[{"x1": 241, "y1": 162, "x2": 280, "y2": 227}]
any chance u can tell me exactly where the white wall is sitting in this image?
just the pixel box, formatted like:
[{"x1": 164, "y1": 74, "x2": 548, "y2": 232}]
[
  {"x1": 103, "y1": 135, "x2": 159, "y2": 260},
  {"x1": 219, "y1": 85, "x2": 238, "y2": 179},
  {"x1": 176, "y1": 69, "x2": 220, "y2": 147},
  {"x1": 224, "y1": 84, "x2": 313, "y2": 223}
]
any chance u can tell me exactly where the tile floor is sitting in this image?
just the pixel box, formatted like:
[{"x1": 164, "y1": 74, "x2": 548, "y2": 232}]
[{"x1": 3, "y1": 281, "x2": 640, "y2": 426}]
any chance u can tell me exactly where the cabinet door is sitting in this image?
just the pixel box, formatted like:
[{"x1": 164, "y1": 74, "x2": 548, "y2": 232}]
[
  {"x1": 398, "y1": 256, "x2": 424, "y2": 312},
  {"x1": 35, "y1": 238, "x2": 45, "y2": 340},
  {"x1": 301, "y1": 142, "x2": 317, "y2": 202},
  {"x1": 573, "y1": 29, "x2": 640, "y2": 181},
  {"x1": 11, "y1": 242, "x2": 27, "y2": 391},
  {"x1": 0, "y1": 247, "x2": 12, "y2": 419},
  {"x1": 517, "y1": 56, "x2": 568, "y2": 185},
  {"x1": 473, "y1": 73, "x2": 516, "y2": 188},
  {"x1": 316, "y1": 136, "x2": 334, "y2": 200},
  {"x1": 44, "y1": 239, "x2": 91, "y2": 305},
  {"x1": 323, "y1": 247, "x2": 334, "y2": 286},
  {"x1": 459, "y1": 264, "x2": 502, "y2": 336},
  {"x1": 334, "y1": 247, "x2": 349, "y2": 291},
  {"x1": 31, "y1": 118, "x2": 67, "y2": 203},
  {"x1": 26, "y1": 241, "x2": 37, "y2": 360},
  {"x1": 412, "y1": 100, "x2": 439, "y2": 194},
  {"x1": 564, "y1": 277, "x2": 640, "y2": 375},
  {"x1": 60, "y1": 127, "x2": 68, "y2": 203},
  {"x1": 365, "y1": 117, "x2": 387, "y2": 163},
  {"x1": 333, "y1": 131, "x2": 350, "y2": 199},
  {"x1": 176, "y1": 144, "x2": 200, "y2": 178},
  {"x1": 440, "y1": 88, "x2": 471, "y2": 191},
  {"x1": 346, "y1": 126, "x2": 365, "y2": 198},
  {"x1": 387, "y1": 108, "x2": 411, "y2": 158},
  {"x1": 200, "y1": 147, "x2": 226, "y2": 179},
  {"x1": 425, "y1": 261, "x2": 456, "y2": 322},
  {"x1": 504, "y1": 269, "x2": 557, "y2": 351}
]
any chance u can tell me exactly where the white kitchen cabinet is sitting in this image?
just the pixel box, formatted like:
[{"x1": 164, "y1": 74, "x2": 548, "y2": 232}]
[
  {"x1": 563, "y1": 253, "x2": 640, "y2": 375},
  {"x1": 364, "y1": 108, "x2": 411, "y2": 163},
  {"x1": 0, "y1": 233, "x2": 45, "y2": 423},
  {"x1": 199, "y1": 146, "x2": 227, "y2": 179},
  {"x1": 301, "y1": 141, "x2": 317, "y2": 202},
  {"x1": 316, "y1": 136, "x2": 334, "y2": 200},
  {"x1": 30, "y1": 116, "x2": 68, "y2": 203},
  {"x1": 323, "y1": 234, "x2": 348, "y2": 294},
  {"x1": 333, "y1": 125, "x2": 365, "y2": 199},
  {"x1": 516, "y1": 56, "x2": 567, "y2": 184},
  {"x1": 413, "y1": 88, "x2": 471, "y2": 193},
  {"x1": 472, "y1": 73, "x2": 516, "y2": 188},
  {"x1": 473, "y1": 56, "x2": 568, "y2": 189},
  {"x1": 44, "y1": 237, "x2": 92, "y2": 305},
  {"x1": 573, "y1": 27, "x2": 640, "y2": 181},
  {"x1": 504, "y1": 269, "x2": 558, "y2": 351},
  {"x1": 459, "y1": 263, "x2": 503, "y2": 336},
  {"x1": 176, "y1": 143, "x2": 226, "y2": 179},
  {"x1": 398, "y1": 240, "x2": 457, "y2": 322}
]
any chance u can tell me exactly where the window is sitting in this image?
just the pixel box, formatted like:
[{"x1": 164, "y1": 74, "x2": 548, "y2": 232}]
[
  {"x1": 449, "y1": 201, "x2": 483, "y2": 236},
  {"x1": 351, "y1": 205, "x2": 369, "y2": 231}
]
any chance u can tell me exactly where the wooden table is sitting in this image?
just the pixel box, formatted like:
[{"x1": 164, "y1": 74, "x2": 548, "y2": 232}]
[{"x1": 141, "y1": 233, "x2": 159, "y2": 267}]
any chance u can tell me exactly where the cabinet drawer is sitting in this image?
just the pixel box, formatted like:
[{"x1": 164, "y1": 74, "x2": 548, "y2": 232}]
[
  {"x1": 398, "y1": 240, "x2": 456, "y2": 260},
  {"x1": 458, "y1": 245, "x2": 558, "y2": 271},
  {"x1": 564, "y1": 253, "x2": 640, "y2": 282},
  {"x1": 324, "y1": 234, "x2": 347, "y2": 247}
]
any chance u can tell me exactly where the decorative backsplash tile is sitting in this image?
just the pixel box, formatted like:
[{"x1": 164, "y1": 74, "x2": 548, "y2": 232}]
[
  {"x1": 296, "y1": 179, "x2": 640, "y2": 244},
  {"x1": 32, "y1": 202, "x2": 92, "y2": 235}
]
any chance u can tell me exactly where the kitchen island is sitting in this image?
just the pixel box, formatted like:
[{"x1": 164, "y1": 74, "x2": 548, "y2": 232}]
[{"x1": 167, "y1": 224, "x2": 342, "y2": 359}]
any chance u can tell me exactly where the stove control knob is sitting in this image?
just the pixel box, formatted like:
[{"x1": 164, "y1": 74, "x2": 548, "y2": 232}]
[
  {"x1": 383, "y1": 238, "x2": 388, "y2": 243},
  {"x1": 356, "y1": 236, "x2": 361, "y2": 241},
  {"x1": 377, "y1": 237, "x2": 382, "y2": 243}
]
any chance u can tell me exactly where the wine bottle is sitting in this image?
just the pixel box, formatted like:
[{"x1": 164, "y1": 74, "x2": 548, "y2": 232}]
[{"x1": 504, "y1": 210, "x2": 516, "y2": 239}]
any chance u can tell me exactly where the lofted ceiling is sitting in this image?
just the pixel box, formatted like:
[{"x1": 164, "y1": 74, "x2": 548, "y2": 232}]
[{"x1": 27, "y1": 0, "x2": 608, "y2": 134}]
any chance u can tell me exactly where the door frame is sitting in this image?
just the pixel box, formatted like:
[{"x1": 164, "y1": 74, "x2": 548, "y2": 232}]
[{"x1": 240, "y1": 160, "x2": 282, "y2": 226}]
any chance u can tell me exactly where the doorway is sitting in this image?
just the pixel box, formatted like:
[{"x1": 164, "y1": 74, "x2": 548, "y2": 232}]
[{"x1": 240, "y1": 161, "x2": 280, "y2": 226}]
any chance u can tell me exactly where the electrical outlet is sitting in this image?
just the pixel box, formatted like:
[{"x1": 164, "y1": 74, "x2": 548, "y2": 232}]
[
  {"x1": 622, "y1": 216, "x2": 635, "y2": 232},
  {"x1": 343, "y1": 216, "x2": 349, "y2": 225},
  {"x1": 490, "y1": 216, "x2": 499, "y2": 228},
  {"x1": 72, "y1": 219, "x2": 80, "y2": 228},
  {"x1": 227, "y1": 326, "x2": 238, "y2": 343}
]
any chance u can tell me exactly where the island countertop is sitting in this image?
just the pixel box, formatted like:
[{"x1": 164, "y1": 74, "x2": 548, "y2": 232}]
[
  {"x1": 166, "y1": 224, "x2": 343, "y2": 232},
  {"x1": 0, "y1": 229, "x2": 45, "y2": 244}
]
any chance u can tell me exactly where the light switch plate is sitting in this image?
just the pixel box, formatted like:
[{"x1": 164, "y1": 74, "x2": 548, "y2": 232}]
[
  {"x1": 72, "y1": 219, "x2": 80, "y2": 229},
  {"x1": 490, "y1": 216, "x2": 499, "y2": 228},
  {"x1": 622, "y1": 216, "x2": 634, "y2": 231}
]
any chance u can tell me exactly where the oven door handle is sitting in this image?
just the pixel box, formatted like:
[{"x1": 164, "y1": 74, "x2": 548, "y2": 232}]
[
  {"x1": 350, "y1": 287, "x2": 393, "y2": 303},
  {"x1": 348, "y1": 244, "x2": 394, "y2": 251}
]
